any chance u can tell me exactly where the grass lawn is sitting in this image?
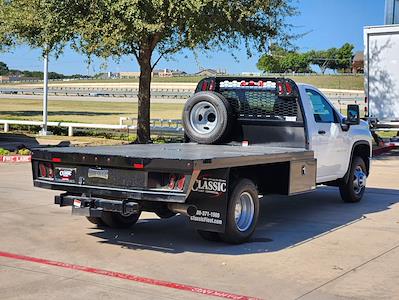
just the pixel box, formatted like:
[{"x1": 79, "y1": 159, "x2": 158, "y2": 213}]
[
  {"x1": 0, "y1": 98, "x2": 184, "y2": 124},
  {"x1": 1, "y1": 75, "x2": 364, "y2": 90},
  {"x1": 284, "y1": 75, "x2": 364, "y2": 90}
]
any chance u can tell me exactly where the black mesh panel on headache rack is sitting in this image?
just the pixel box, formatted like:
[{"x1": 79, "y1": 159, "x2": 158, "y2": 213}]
[{"x1": 219, "y1": 88, "x2": 298, "y2": 120}]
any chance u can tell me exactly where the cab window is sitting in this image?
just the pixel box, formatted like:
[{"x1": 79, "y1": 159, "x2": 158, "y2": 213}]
[{"x1": 306, "y1": 89, "x2": 337, "y2": 123}]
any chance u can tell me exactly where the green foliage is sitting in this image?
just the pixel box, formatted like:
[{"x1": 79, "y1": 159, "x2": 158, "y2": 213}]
[
  {"x1": 0, "y1": 1, "x2": 13, "y2": 52},
  {"x1": 1, "y1": 0, "x2": 79, "y2": 55},
  {"x1": 17, "y1": 148, "x2": 31, "y2": 155},
  {"x1": 258, "y1": 43, "x2": 355, "y2": 74},
  {"x1": 0, "y1": 61, "x2": 9, "y2": 75},
  {"x1": 257, "y1": 45, "x2": 311, "y2": 73},
  {"x1": 308, "y1": 43, "x2": 354, "y2": 74},
  {"x1": 0, "y1": 148, "x2": 10, "y2": 155}
]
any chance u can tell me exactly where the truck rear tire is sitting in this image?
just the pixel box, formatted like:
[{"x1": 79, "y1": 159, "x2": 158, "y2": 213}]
[
  {"x1": 220, "y1": 179, "x2": 259, "y2": 244},
  {"x1": 183, "y1": 91, "x2": 233, "y2": 144},
  {"x1": 339, "y1": 156, "x2": 367, "y2": 203},
  {"x1": 154, "y1": 207, "x2": 177, "y2": 219},
  {"x1": 101, "y1": 211, "x2": 141, "y2": 229},
  {"x1": 86, "y1": 216, "x2": 105, "y2": 226},
  {"x1": 197, "y1": 230, "x2": 221, "y2": 242}
]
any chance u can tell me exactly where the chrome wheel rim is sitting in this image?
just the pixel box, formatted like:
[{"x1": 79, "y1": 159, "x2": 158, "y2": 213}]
[
  {"x1": 234, "y1": 192, "x2": 255, "y2": 232},
  {"x1": 189, "y1": 101, "x2": 218, "y2": 134},
  {"x1": 353, "y1": 166, "x2": 366, "y2": 194}
]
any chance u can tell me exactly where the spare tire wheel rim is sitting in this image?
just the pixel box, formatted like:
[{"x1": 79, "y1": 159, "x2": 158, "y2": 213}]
[
  {"x1": 189, "y1": 101, "x2": 218, "y2": 134},
  {"x1": 353, "y1": 166, "x2": 366, "y2": 194}
]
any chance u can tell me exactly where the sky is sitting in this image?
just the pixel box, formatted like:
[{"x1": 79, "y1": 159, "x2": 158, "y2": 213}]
[{"x1": 0, "y1": 0, "x2": 386, "y2": 75}]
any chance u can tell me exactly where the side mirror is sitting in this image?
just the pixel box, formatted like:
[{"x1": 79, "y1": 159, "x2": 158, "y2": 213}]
[{"x1": 345, "y1": 104, "x2": 360, "y2": 125}]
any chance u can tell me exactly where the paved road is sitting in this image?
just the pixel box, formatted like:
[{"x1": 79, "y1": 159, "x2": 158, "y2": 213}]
[{"x1": 0, "y1": 153, "x2": 398, "y2": 299}]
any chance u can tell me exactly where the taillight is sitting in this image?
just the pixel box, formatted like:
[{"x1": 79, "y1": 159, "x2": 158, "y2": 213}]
[
  {"x1": 148, "y1": 172, "x2": 186, "y2": 191},
  {"x1": 209, "y1": 79, "x2": 215, "y2": 91},
  {"x1": 168, "y1": 174, "x2": 186, "y2": 191},
  {"x1": 168, "y1": 174, "x2": 177, "y2": 189},
  {"x1": 277, "y1": 82, "x2": 284, "y2": 95},
  {"x1": 177, "y1": 176, "x2": 186, "y2": 190},
  {"x1": 285, "y1": 82, "x2": 292, "y2": 94},
  {"x1": 201, "y1": 81, "x2": 208, "y2": 91},
  {"x1": 38, "y1": 162, "x2": 54, "y2": 180}
]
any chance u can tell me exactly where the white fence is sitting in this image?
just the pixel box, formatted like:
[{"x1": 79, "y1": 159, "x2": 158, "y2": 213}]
[{"x1": 0, "y1": 119, "x2": 183, "y2": 137}]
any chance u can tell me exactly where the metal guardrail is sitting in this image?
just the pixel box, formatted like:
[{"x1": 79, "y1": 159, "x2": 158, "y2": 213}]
[
  {"x1": 0, "y1": 119, "x2": 184, "y2": 137},
  {"x1": 0, "y1": 87, "x2": 193, "y2": 99}
]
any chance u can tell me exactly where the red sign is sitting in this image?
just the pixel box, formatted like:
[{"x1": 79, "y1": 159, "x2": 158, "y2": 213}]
[{"x1": 0, "y1": 155, "x2": 31, "y2": 163}]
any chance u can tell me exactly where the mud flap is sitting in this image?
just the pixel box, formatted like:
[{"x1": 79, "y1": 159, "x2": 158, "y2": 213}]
[{"x1": 186, "y1": 168, "x2": 229, "y2": 233}]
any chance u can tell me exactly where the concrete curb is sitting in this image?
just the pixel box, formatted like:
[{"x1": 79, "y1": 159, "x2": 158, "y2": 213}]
[{"x1": 0, "y1": 155, "x2": 31, "y2": 163}]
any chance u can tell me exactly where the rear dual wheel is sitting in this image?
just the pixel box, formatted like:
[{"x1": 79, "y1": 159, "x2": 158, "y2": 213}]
[
  {"x1": 197, "y1": 178, "x2": 259, "y2": 244},
  {"x1": 86, "y1": 211, "x2": 141, "y2": 229}
]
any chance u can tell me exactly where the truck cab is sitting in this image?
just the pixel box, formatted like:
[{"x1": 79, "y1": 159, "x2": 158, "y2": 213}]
[{"x1": 298, "y1": 84, "x2": 372, "y2": 183}]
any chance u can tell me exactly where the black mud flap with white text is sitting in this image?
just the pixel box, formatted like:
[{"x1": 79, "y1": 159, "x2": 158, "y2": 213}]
[{"x1": 186, "y1": 168, "x2": 229, "y2": 233}]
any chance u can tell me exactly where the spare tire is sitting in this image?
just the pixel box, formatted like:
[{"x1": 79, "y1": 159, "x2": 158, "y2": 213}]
[{"x1": 183, "y1": 91, "x2": 233, "y2": 144}]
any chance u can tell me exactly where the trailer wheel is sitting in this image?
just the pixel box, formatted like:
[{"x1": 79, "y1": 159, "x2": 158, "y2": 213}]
[
  {"x1": 339, "y1": 156, "x2": 367, "y2": 203},
  {"x1": 197, "y1": 230, "x2": 221, "y2": 242},
  {"x1": 220, "y1": 179, "x2": 259, "y2": 244},
  {"x1": 183, "y1": 91, "x2": 233, "y2": 144},
  {"x1": 101, "y1": 211, "x2": 141, "y2": 229},
  {"x1": 86, "y1": 216, "x2": 105, "y2": 226}
]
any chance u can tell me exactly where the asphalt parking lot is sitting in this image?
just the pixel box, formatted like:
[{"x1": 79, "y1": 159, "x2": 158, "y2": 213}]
[{"x1": 0, "y1": 151, "x2": 398, "y2": 300}]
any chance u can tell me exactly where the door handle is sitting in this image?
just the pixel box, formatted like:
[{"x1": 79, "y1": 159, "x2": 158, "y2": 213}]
[{"x1": 318, "y1": 130, "x2": 326, "y2": 135}]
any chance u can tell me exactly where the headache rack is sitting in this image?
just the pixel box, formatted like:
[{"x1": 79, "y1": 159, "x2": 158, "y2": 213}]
[{"x1": 196, "y1": 76, "x2": 302, "y2": 122}]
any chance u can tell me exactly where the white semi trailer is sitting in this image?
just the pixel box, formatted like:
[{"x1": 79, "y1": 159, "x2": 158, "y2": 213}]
[{"x1": 364, "y1": 25, "x2": 399, "y2": 128}]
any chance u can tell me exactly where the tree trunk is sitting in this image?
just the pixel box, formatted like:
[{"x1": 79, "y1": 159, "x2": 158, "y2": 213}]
[{"x1": 137, "y1": 49, "x2": 152, "y2": 143}]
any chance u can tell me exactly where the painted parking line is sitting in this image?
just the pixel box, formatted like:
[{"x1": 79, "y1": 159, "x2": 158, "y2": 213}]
[{"x1": 0, "y1": 251, "x2": 262, "y2": 300}]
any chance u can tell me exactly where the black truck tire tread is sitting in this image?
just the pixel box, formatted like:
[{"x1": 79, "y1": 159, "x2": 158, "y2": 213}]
[
  {"x1": 86, "y1": 216, "x2": 105, "y2": 226},
  {"x1": 197, "y1": 230, "x2": 221, "y2": 242},
  {"x1": 220, "y1": 178, "x2": 259, "y2": 244},
  {"x1": 339, "y1": 156, "x2": 367, "y2": 203},
  {"x1": 101, "y1": 211, "x2": 141, "y2": 228}
]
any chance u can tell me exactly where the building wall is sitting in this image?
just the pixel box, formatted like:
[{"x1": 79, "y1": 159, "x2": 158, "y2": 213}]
[{"x1": 385, "y1": 0, "x2": 399, "y2": 24}]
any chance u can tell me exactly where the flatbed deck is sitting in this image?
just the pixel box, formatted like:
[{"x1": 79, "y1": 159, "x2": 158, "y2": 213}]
[{"x1": 33, "y1": 143, "x2": 313, "y2": 170}]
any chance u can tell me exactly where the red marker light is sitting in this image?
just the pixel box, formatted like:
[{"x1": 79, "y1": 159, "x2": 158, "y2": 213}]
[
  {"x1": 285, "y1": 82, "x2": 292, "y2": 94},
  {"x1": 277, "y1": 82, "x2": 284, "y2": 95},
  {"x1": 133, "y1": 163, "x2": 144, "y2": 169},
  {"x1": 177, "y1": 176, "x2": 186, "y2": 190},
  {"x1": 201, "y1": 81, "x2": 208, "y2": 91},
  {"x1": 52, "y1": 158, "x2": 61, "y2": 163},
  {"x1": 168, "y1": 174, "x2": 176, "y2": 189},
  {"x1": 209, "y1": 80, "x2": 215, "y2": 91}
]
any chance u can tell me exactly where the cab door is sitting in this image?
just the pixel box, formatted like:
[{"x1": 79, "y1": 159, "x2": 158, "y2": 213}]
[{"x1": 305, "y1": 88, "x2": 347, "y2": 182}]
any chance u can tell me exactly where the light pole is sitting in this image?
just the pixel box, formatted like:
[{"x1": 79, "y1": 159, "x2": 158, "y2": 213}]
[{"x1": 39, "y1": 51, "x2": 51, "y2": 136}]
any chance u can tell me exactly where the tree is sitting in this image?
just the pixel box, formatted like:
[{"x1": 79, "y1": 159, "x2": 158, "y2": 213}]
[
  {"x1": 257, "y1": 45, "x2": 311, "y2": 73},
  {"x1": 308, "y1": 43, "x2": 354, "y2": 74},
  {"x1": 335, "y1": 43, "x2": 354, "y2": 72},
  {"x1": 72, "y1": 0, "x2": 297, "y2": 143},
  {"x1": 0, "y1": 61, "x2": 9, "y2": 75},
  {"x1": 2, "y1": 0, "x2": 79, "y2": 56},
  {"x1": 0, "y1": 1, "x2": 13, "y2": 52}
]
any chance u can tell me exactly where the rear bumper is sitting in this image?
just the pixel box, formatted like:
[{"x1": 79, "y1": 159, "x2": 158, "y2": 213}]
[{"x1": 34, "y1": 179, "x2": 187, "y2": 203}]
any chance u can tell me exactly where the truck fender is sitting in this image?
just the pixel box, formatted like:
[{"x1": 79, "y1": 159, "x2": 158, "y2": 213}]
[{"x1": 342, "y1": 140, "x2": 371, "y2": 183}]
